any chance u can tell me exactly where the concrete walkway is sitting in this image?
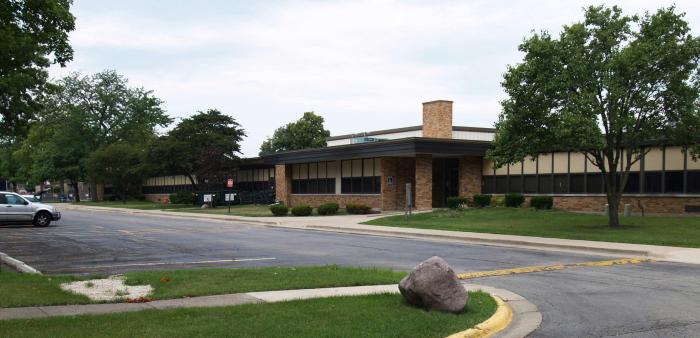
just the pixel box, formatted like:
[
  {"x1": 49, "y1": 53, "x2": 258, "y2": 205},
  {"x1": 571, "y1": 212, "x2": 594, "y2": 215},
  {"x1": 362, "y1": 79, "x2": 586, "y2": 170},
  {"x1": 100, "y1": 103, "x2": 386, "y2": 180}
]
[{"x1": 61, "y1": 204, "x2": 700, "y2": 265}]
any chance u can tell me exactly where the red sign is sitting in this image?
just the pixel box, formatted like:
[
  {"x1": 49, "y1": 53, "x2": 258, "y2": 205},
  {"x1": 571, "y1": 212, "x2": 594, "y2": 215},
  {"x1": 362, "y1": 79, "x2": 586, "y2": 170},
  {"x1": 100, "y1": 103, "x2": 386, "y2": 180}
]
[{"x1": 227, "y1": 179, "x2": 234, "y2": 188}]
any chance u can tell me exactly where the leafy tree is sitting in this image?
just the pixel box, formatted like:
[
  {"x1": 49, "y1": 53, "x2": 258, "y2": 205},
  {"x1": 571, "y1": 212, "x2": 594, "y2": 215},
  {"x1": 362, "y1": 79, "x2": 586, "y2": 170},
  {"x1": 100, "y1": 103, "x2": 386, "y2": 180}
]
[
  {"x1": 489, "y1": 6, "x2": 700, "y2": 227},
  {"x1": 0, "y1": 0, "x2": 75, "y2": 142},
  {"x1": 259, "y1": 112, "x2": 330, "y2": 155},
  {"x1": 149, "y1": 109, "x2": 245, "y2": 192},
  {"x1": 13, "y1": 70, "x2": 170, "y2": 201},
  {"x1": 86, "y1": 143, "x2": 147, "y2": 203}
]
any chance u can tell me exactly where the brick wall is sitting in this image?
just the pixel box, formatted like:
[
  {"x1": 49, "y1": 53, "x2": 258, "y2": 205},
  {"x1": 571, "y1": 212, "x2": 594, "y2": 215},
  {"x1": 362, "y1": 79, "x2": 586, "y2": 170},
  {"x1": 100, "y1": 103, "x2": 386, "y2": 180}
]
[
  {"x1": 275, "y1": 164, "x2": 291, "y2": 205},
  {"x1": 415, "y1": 155, "x2": 433, "y2": 210},
  {"x1": 288, "y1": 194, "x2": 382, "y2": 209},
  {"x1": 550, "y1": 195, "x2": 700, "y2": 214},
  {"x1": 144, "y1": 194, "x2": 169, "y2": 203},
  {"x1": 422, "y1": 100, "x2": 453, "y2": 139},
  {"x1": 459, "y1": 156, "x2": 482, "y2": 198},
  {"x1": 381, "y1": 157, "x2": 416, "y2": 211}
]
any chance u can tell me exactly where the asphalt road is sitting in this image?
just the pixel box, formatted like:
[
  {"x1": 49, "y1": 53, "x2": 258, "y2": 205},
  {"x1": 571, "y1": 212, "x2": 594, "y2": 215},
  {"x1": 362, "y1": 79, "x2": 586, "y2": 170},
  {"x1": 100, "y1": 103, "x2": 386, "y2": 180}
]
[{"x1": 1, "y1": 209, "x2": 699, "y2": 337}]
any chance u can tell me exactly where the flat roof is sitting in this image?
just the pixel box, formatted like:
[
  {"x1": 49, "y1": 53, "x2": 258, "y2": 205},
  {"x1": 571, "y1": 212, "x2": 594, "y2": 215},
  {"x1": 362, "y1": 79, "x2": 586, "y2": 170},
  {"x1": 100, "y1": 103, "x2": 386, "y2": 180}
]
[
  {"x1": 262, "y1": 137, "x2": 491, "y2": 164},
  {"x1": 326, "y1": 125, "x2": 496, "y2": 141}
]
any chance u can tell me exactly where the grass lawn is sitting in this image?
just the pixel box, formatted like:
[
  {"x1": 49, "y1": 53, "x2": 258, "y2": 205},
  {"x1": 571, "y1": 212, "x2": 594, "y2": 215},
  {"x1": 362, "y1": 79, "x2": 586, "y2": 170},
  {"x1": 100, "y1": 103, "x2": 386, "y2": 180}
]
[
  {"x1": 0, "y1": 269, "x2": 91, "y2": 307},
  {"x1": 1, "y1": 265, "x2": 405, "y2": 308},
  {"x1": 73, "y1": 200, "x2": 191, "y2": 210},
  {"x1": 365, "y1": 207, "x2": 700, "y2": 248},
  {"x1": 0, "y1": 291, "x2": 495, "y2": 338},
  {"x1": 124, "y1": 265, "x2": 405, "y2": 300}
]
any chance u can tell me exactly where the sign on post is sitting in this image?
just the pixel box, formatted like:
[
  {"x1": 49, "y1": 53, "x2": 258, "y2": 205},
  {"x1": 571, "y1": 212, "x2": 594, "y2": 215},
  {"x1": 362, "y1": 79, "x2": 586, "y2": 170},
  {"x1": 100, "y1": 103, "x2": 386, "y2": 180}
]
[
  {"x1": 227, "y1": 178, "x2": 234, "y2": 188},
  {"x1": 405, "y1": 183, "x2": 413, "y2": 217}
]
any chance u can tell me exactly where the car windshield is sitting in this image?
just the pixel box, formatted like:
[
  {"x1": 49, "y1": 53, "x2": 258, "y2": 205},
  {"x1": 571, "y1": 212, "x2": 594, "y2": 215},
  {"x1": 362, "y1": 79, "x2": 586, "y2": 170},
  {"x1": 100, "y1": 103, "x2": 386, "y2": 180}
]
[{"x1": 23, "y1": 196, "x2": 39, "y2": 202}]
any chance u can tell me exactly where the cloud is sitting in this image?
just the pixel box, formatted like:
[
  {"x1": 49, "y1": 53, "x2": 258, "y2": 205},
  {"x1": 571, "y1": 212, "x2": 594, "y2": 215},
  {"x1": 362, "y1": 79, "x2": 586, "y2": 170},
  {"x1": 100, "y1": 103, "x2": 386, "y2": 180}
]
[{"x1": 53, "y1": 0, "x2": 700, "y2": 156}]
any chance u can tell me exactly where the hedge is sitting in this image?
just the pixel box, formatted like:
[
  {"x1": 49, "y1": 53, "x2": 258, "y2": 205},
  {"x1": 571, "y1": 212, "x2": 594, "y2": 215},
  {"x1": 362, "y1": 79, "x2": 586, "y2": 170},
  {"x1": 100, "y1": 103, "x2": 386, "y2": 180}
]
[
  {"x1": 291, "y1": 205, "x2": 313, "y2": 216},
  {"x1": 472, "y1": 194, "x2": 492, "y2": 207},
  {"x1": 505, "y1": 193, "x2": 525, "y2": 207},
  {"x1": 446, "y1": 196, "x2": 469, "y2": 210},
  {"x1": 346, "y1": 204, "x2": 372, "y2": 214},
  {"x1": 270, "y1": 204, "x2": 289, "y2": 216},
  {"x1": 318, "y1": 203, "x2": 340, "y2": 215},
  {"x1": 530, "y1": 196, "x2": 553, "y2": 210}
]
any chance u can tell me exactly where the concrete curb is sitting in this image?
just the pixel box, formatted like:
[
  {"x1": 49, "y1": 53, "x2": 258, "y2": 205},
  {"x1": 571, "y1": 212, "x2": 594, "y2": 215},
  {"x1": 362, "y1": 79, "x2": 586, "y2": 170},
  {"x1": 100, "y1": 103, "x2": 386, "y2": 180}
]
[
  {"x1": 0, "y1": 252, "x2": 41, "y2": 274},
  {"x1": 0, "y1": 283, "x2": 541, "y2": 338}
]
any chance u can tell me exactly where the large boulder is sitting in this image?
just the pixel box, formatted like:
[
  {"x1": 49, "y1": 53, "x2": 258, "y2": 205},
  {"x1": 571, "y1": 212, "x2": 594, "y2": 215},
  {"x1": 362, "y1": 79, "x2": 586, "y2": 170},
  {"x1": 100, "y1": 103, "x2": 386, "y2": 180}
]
[{"x1": 399, "y1": 256, "x2": 468, "y2": 313}]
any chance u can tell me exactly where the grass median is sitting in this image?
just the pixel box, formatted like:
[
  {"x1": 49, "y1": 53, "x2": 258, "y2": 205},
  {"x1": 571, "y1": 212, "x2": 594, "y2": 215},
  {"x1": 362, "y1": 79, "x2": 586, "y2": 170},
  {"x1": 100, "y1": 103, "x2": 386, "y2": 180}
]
[
  {"x1": 364, "y1": 207, "x2": 700, "y2": 248},
  {"x1": 0, "y1": 291, "x2": 496, "y2": 338},
  {"x1": 0, "y1": 265, "x2": 405, "y2": 308}
]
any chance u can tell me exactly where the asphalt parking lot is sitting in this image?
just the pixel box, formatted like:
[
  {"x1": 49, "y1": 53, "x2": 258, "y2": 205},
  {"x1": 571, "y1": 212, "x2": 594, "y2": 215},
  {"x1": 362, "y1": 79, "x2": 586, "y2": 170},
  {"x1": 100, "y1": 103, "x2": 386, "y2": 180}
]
[{"x1": 1, "y1": 209, "x2": 699, "y2": 337}]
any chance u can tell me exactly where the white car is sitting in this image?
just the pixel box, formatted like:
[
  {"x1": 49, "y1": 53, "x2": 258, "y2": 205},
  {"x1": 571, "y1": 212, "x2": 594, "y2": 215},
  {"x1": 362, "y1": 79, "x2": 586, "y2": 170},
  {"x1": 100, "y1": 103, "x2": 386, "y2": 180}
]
[{"x1": 0, "y1": 192, "x2": 61, "y2": 227}]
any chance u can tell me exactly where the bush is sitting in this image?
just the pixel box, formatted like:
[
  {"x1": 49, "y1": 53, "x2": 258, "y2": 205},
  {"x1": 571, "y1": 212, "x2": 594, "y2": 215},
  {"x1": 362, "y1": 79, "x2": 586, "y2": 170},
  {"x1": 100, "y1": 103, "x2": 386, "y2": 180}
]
[
  {"x1": 169, "y1": 191, "x2": 195, "y2": 205},
  {"x1": 318, "y1": 202, "x2": 340, "y2": 215},
  {"x1": 346, "y1": 203, "x2": 372, "y2": 214},
  {"x1": 505, "y1": 193, "x2": 525, "y2": 207},
  {"x1": 472, "y1": 194, "x2": 492, "y2": 207},
  {"x1": 270, "y1": 204, "x2": 289, "y2": 216},
  {"x1": 530, "y1": 196, "x2": 553, "y2": 210},
  {"x1": 446, "y1": 196, "x2": 469, "y2": 210},
  {"x1": 291, "y1": 205, "x2": 313, "y2": 216}
]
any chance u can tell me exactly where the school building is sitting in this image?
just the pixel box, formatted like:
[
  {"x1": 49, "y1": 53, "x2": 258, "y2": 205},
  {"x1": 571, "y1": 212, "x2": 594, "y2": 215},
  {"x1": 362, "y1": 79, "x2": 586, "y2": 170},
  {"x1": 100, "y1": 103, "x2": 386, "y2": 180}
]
[{"x1": 142, "y1": 100, "x2": 700, "y2": 214}]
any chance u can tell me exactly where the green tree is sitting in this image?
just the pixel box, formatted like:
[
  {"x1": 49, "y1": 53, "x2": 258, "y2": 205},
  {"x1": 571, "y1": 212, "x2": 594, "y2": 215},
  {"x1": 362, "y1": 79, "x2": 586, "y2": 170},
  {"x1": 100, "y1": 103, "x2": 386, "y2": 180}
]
[
  {"x1": 0, "y1": 0, "x2": 75, "y2": 142},
  {"x1": 259, "y1": 112, "x2": 330, "y2": 155},
  {"x1": 86, "y1": 143, "x2": 147, "y2": 203},
  {"x1": 489, "y1": 6, "x2": 700, "y2": 227},
  {"x1": 148, "y1": 109, "x2": 245, "y2": 192},
  {"x1": 14, "y1": 70, "x2": 170, "y2": 201}
]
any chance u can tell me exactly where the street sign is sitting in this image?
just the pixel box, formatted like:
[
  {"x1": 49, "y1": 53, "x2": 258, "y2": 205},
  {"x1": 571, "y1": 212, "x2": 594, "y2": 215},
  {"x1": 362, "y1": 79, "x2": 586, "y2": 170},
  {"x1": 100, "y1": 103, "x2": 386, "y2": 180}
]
[
  {"x1": 225, "y1": 193, "x2": 237, "y2": 202},
  {"x1": 227, "y1": 179, "x2": 234, "y2": 188}
]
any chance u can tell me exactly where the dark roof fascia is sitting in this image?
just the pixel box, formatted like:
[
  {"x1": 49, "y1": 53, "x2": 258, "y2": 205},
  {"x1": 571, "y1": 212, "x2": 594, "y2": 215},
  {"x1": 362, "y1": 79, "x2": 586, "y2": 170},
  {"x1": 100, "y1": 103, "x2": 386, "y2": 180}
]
[{"x1": 261, "y1": 138, "x2": 492, "y2": 164}]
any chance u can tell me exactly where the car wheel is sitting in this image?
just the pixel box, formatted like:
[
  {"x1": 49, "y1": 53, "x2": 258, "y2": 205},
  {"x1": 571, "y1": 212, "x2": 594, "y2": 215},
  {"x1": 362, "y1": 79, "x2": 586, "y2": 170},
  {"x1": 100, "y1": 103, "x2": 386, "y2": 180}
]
[{"x1": 33, "y1": 211, "x2": 51, "y2": 227}]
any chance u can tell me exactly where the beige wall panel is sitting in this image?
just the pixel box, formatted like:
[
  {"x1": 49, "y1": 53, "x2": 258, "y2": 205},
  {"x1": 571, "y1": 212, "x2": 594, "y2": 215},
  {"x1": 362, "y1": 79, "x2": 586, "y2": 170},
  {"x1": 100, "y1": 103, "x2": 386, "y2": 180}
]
[
  {"x1": 292, "y1": 166, "x2": 300, "y2": 180},
  {"x1": 374, "y1": 158, "x2": 382, "y2": 176},
  {"x1": 363, "y1": 158, "x2": 374, "y2": 176},
  {"x1": 523, "y1": 156, "x2": 537, "y2": 174},
  {"x1": 494, "y1": 163, "x2": 508, "y2": 175},
  {"x1": 665, "y1": 146, "x2": 685, "y2": 171},
  {"x1": 553, "y1": 152, "x2": 568, "y2": 173},
  {"x1": 586, "y1": 157, "x2": 601, "y2": 173},
  {"x1": 538, "y1": 153, "x2": 553, "y2": 174},
  {"x1": 328, "y1": 161, "x2": 338, "y2": 177},
  {"x1": 341, "y1": 160, "x2": 351, "y2": 177},
  {"x1": 483, "y1": 158, "x2": 495, "y2": 176},
  {"x1": 351, "y1": 159, "x2": 362, "y2": 177},
  {"x1": 689, "y1": 154, "x2": 700, "y2": 170},
  {"x1": 308, "y1": 163, "x2": 318, "y2": 179},
  {"x1": 318, "y1": 162, "x2": 327, "y2": 179},
  {"x1": 299, "y1": 163, "x2": 308, "y2": 179},
  {"x1": 569, "y1": 153, "x2": 586, "y2": 173},
  {"x1": 509, "y1": 161, "x2": 522, "y2": 175},
  {"x1": 645, "y1": 148, "x2": 663, "y2": 171}
]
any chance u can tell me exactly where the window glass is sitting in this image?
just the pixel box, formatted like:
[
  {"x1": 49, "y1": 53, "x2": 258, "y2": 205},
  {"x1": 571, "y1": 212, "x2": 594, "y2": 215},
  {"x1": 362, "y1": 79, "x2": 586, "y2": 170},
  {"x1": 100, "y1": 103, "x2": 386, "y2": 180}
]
[
  {"x1": 508, "y1": 176, "x2": 522, "y2": 193},
  {"x1": 538, "y1": 176, "x2": 553, "y2": 194},
  {"x1": 554, "y1": 174, "x2": 568, "y2": 193},
  {"x1": 569, "y1": 174, "x2": 585, "y2": 193},
  {"x1": 523, "y1": 175, "x2": 537, "y2": 193},
  {"x1": 482, "y1": 177, "x2": 493, "y2": 194},
  {"x1": 495, "y1": 176, "x2": 507, "y2": 194},
  {"x1": 5, "y1": 194, "x2": 25, "y2": 205},
  {"x1": 586, "y1": 174, "x2": 603, "y2": 193},
  {"x1": 623, "y1": 172, "x2": 640, "y2": 194},
  {"x1": 665, "y1": 171, "x2": 684, "y2": 193},
  {"x1": 687, "y1": 171, "x2": 700, "y2": 193},
  {"x1": 644, "y1": 172, "x2": 662, "y2": 193}
]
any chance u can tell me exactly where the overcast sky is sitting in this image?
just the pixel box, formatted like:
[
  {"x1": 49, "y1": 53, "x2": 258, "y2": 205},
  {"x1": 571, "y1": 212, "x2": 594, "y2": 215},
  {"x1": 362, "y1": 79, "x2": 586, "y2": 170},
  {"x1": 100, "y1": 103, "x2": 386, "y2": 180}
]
[{"x1": 50, "y1": 0, "x2": 700, "y2": 157}]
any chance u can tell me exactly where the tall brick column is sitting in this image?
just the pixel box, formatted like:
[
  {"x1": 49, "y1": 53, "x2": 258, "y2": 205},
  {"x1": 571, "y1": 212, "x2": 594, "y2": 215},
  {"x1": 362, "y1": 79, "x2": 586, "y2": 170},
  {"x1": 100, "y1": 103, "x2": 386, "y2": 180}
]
[
  {"x1": 415, "y1": 155, "x2": 433, "y2": 210},
  {"x1": 275, "y1": 164, "x2": 291, "y2": 205},
  {"x1": 459, "y1": 156, "x2": 482, "y2": 198},
  {"x1": 422, "y1": 100, "x2": 453, "y2": 139}
]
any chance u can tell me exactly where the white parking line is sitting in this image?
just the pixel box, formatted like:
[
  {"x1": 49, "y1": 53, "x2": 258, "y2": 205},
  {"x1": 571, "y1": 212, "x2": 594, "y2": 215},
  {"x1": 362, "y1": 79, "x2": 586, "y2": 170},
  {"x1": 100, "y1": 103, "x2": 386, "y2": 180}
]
[{"x1": 76, "y1": 257, "x2": 277, "y2": 269}]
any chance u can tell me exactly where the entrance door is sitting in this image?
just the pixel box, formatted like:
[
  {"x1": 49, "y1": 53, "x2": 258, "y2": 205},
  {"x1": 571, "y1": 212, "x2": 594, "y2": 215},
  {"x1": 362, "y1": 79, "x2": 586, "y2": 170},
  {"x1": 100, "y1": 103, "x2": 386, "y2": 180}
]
[{"x1": 432, "y1": 158, "x2": 459, "y2": 208}]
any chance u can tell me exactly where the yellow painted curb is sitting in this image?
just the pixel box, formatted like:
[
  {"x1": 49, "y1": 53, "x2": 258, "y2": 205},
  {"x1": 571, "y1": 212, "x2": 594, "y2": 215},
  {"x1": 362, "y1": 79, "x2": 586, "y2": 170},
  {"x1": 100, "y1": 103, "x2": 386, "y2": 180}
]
[
  {"x1": 457, "y1": 258, "x2": 653, "y2": 280},
  {"x1": 446, "y1": 296, "x2": 512, "y2": 338}
]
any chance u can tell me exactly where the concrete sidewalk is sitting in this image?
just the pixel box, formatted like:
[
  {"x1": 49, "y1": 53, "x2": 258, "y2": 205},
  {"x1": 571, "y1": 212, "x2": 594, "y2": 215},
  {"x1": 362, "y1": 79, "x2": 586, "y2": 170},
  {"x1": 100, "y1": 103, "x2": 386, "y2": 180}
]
[{"x1": 61, "y1": 204, "x2": 700, "y2": 265}]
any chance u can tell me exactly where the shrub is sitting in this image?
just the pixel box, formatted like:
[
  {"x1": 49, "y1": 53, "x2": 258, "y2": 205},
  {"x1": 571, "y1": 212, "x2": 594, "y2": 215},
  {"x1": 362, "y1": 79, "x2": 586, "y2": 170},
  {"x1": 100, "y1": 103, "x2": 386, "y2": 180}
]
[
  {"x1": 505, "y1": 193, "x2": 525, "y2": 207},
  {"x1": 346, "y1": 203, "x2": 372, "y2": 214},
  {"x1": 530, "y1": 196, "x2": 553, "y2": 210},
  {"x1": 446, "y1": 196, "x2": 469, "y2": 210},
  {"x1": 169, "y1": 191, "x2": 195, "y2": 205},
  {"x1": 318, "y1": 202, "x2": 340, "y2": 215},
  {"x1": 270, "y1": 204, "x2": 289, "y2": 216},
  {"x1": 291, "y1": 205, "x2": 313, "y2": 216},
  {"x1": 472, "y1": 194, "x2": 492, "y2": 207}
]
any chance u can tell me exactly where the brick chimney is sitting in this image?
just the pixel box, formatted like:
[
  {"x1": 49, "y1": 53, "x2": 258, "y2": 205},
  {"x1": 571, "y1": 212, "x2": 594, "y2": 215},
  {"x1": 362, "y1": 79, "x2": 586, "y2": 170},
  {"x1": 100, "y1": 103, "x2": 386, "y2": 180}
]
[{"x1": 422, "y1": 100, "x2": 453, "y2": 139}]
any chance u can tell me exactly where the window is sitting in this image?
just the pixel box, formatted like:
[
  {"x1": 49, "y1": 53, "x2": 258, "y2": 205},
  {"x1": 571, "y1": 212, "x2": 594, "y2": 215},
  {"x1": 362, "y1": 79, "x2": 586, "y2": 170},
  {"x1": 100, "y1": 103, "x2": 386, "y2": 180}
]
[
  {"x1": 644, "y1": 172, "x2": 662, "y2": 193},
  {"x1": 292, "y1": 161, "x2": 336, "y2": 194},
  {"x1": 570, "y1": 174, "x2": 585, "y2": 194},
  {"x1": 688, "y1": 171, "x2": 700, "y2": 193},
  {"x1": 5, "y1": 194, "x2": 26, "y2": 205},
  {"x1": 586, "y1": 174, "x2": 603, "y2": 193},
  {"x1": 482, "y1": 177, "x2": 494, "y2": 194},
  {"x1": 508, "y1": 176, "x2": 522, "y2": 193},
  {"x1": 665, "y1": 171, "x2": 684, "y2": 193},
  {"x1": 495, "y1": 176, "x2": 507, "y2": 194},
  {"x1": 523, "y1": 175, "x2": 537, "y2": 193},
  {"x1": 538, "y1": 176, "x2": 553, "y2": 194},
  {"x1": 340, "y1": 158, "x2": 380, "y2": 194},
  {"x1": 623, "y1": 172, "x2": 640, "y2": 194},
  {"x1": 553, "y1": 174, "x2": 568, "y2": 193}
]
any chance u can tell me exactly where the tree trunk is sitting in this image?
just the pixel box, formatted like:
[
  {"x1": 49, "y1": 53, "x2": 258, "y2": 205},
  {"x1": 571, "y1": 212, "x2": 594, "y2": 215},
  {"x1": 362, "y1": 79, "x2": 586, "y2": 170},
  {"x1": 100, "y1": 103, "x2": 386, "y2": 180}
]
[
  {"x1": 607, "y1": 193, "x2": 621, "y2": 227},
  {"x1": 122, "y1": 188, "x2": 127, "y2": 204},
  {"x1": 72, "y1": 180, "x2": 81, "y2": 203}
]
